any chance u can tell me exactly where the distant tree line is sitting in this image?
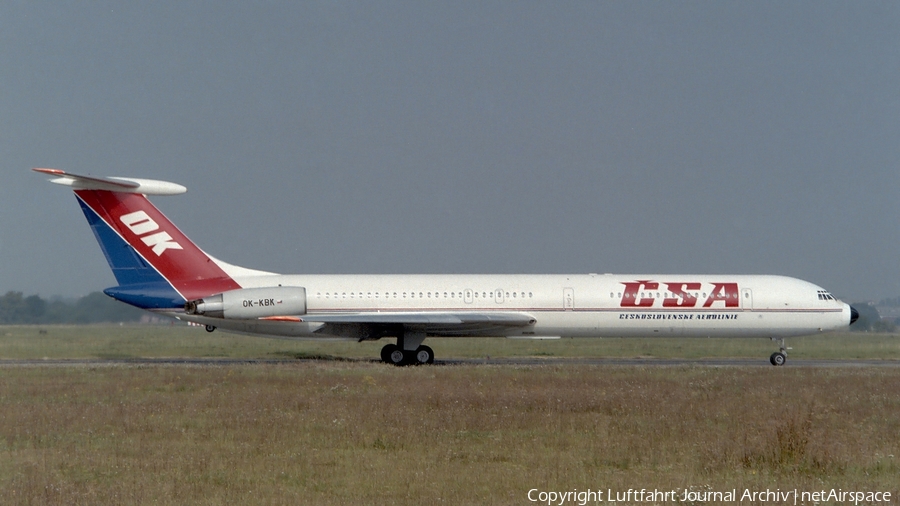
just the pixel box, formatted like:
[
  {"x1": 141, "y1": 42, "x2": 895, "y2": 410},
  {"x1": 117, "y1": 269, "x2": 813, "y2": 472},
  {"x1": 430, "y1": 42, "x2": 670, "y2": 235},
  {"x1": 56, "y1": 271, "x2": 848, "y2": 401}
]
[
  {"x1": 0, "y1": 291, "x2": 147, "y2": 324},
  {"x1": 2, "y1": 289, "x2": 897, "y2": 332},
  {"x1": 849, "y1": 302, "x2": 897, "y2": 333},
  {"x1": 878, "y1": 296, "x2": 900, "y2": 307}
]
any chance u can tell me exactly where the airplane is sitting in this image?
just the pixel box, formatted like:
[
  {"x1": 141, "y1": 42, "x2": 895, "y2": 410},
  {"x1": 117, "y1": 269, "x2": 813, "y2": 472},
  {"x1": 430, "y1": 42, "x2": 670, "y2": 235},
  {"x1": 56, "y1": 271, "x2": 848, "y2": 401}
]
[{"x1": 34, "y1": 168, "x2": 859, "y2": 366}]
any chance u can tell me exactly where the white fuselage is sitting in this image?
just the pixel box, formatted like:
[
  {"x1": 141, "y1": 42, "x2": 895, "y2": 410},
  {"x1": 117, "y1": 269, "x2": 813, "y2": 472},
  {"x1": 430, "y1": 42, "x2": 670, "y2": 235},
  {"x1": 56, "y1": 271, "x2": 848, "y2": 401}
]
[{"x1": 219, "y1": 273, "x2": 851, "y2": 339}]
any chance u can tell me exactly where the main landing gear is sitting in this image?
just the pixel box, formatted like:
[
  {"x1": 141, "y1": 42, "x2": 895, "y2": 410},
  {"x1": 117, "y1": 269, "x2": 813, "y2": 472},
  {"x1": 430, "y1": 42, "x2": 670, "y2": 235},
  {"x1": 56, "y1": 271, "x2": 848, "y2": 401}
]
[
  {"x1": 769, "y1": 337, "x2": 790, "y2": 366},
  {"x1": 380, "y1": 343, "x2": 435, "y2": 366},
  {"x1": 380, "y1": 331, "x2": 434, "y2": 366}
]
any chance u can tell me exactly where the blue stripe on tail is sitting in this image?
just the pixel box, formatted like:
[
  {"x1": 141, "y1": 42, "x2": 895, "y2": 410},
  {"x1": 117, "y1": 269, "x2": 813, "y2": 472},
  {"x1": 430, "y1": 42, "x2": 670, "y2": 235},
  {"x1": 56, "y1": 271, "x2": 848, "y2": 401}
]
[{"x1": 77, "y1": 196, "x2": 185, "y2": 309}]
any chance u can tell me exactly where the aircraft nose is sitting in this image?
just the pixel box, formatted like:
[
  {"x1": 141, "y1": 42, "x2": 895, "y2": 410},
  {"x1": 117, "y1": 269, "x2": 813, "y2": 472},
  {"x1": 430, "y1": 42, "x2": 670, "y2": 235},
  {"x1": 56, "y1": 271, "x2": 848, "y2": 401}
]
[{"x1": 849, "y1": 305, "x2": 859, "y2": 325}]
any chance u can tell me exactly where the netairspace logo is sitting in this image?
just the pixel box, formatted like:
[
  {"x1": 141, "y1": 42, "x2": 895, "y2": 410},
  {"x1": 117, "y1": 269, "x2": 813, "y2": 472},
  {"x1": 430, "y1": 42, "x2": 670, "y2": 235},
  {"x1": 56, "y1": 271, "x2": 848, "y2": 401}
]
[{"x1": 526, "y1": 487, "x2": 893, "y2": 505}]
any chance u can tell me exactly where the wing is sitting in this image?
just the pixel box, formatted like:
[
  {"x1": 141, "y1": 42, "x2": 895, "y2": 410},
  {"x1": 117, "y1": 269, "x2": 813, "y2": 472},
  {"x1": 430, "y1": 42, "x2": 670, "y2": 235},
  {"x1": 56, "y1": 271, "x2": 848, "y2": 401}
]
[
  {"x1": 174, "y1": 311, "x2": 537, "y2": 339},
  {"x1": 273, "y1": 311, "x2": 538, "y2": 338},
  {"x1": 294, "y1": 311, "x2": 536, "y2": 326}
]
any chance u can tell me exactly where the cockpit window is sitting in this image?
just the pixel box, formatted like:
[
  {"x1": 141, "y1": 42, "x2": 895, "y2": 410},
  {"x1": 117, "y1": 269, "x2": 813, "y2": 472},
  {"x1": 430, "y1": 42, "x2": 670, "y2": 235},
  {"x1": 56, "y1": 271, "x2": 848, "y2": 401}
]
[{"x1": 817, "y1": 290, "x2": 836, "y2": 301}]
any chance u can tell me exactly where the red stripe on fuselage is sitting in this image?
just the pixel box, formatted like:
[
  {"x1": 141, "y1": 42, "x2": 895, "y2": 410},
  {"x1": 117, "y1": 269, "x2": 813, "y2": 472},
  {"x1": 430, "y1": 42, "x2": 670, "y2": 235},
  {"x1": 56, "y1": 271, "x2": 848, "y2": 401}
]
[{"x1": 75, "y1": 190, "x2": 241, "y2": 300}]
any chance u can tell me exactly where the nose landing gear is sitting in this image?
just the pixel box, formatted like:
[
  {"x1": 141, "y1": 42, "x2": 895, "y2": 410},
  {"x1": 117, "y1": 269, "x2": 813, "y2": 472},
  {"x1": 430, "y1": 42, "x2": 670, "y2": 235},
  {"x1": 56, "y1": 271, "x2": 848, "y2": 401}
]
[
  {"x1": 769, "y1": 351, "x2": 786, "y2": 366},
  {"x1": 769, "y1": 337, "x2": 790, "y2": 366}
]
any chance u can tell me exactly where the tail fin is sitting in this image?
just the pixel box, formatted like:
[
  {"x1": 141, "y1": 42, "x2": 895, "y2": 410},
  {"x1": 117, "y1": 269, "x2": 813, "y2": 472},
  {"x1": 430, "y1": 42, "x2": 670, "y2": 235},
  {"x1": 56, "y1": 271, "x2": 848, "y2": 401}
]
[{"x1": 35, "y1": 168, "x2": 242, "y2": 309}]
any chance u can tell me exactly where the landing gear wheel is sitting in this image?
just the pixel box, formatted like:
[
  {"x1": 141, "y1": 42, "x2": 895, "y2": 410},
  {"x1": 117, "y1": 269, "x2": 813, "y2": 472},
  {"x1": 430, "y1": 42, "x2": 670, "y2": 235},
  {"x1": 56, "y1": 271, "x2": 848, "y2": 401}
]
[
  {"x1": 388, "y1": 347, "x2": 407, "y2": 366},
  {"x1": 414, "y1": 345, "x2": 435, "y2": 365},
  {"x1": 769, "y1": 337, "x2": 789, "y2": 366},
  {"x1": 205, "y1": 325, "x2": 216, "y2": 333},
  {"x1": 380, "y1": 344, "x2": 398, "y2": 363}
]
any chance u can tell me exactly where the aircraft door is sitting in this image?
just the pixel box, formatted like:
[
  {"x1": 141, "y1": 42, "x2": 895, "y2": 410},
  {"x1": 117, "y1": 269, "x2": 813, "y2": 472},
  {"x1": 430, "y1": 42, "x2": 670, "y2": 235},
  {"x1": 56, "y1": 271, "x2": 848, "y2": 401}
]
[
  {"x1": 742, "y1": 288, "x2": 753, "y2": 310},
  {"x1": 464, "y1": 289, "x2": 473, "y2": 304},
  {"x1": 564, "y1": 287, "x2": 575, "y2": 310}
]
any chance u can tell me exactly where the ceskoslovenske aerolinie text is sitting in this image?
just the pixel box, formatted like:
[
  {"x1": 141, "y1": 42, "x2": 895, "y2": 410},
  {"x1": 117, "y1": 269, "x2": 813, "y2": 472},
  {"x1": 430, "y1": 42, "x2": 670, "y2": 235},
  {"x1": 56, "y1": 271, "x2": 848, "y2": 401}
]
[{"x1": 526, "y1": 488, "x2": 892, "y2": 505}]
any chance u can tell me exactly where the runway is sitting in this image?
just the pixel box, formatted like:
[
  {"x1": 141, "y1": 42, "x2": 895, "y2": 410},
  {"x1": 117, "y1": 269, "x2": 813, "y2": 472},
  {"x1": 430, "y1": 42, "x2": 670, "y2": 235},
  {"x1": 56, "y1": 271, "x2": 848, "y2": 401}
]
[
  {"x1": 1, "y1": 357, "x2": 898, "y2": 367},
  {"x1": 445, "y1": 357, "x2": 900, "y2": 367}
]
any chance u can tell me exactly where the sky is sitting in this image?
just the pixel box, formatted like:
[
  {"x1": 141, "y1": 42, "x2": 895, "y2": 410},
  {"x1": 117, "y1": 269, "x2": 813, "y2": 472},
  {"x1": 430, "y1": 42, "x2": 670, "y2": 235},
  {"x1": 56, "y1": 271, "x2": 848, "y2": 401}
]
[{"x1": 2, "y1": 2, "x2": 898, "y2": 302}]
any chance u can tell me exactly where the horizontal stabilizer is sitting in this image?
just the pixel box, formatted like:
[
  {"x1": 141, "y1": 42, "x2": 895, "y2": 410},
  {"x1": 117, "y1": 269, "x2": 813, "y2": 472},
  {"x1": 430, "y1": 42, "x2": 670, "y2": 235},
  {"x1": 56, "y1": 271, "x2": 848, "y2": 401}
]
[{"x1": 33, "y1": 168, "x2": 186, "y2": 196}]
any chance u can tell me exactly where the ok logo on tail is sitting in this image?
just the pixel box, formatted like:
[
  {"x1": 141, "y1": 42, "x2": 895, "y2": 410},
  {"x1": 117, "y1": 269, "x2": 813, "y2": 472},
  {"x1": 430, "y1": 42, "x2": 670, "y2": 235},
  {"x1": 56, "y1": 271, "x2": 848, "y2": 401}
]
[{"x1": 119, "y1": 210, "x2": 184, "y2": 256}]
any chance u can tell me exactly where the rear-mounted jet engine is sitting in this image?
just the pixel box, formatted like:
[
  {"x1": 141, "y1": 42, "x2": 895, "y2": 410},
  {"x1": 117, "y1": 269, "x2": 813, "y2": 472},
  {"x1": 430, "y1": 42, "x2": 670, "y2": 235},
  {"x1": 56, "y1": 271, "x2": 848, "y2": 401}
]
[{"x1": 184, "y1": 287, "x2": 307, "y2": 319}]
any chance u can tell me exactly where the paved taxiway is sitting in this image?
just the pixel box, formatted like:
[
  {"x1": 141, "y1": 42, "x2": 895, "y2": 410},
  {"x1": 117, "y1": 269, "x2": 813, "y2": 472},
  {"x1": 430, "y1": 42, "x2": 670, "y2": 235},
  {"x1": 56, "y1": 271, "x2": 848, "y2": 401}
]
[{"x1": 0, "y1": 358, "x2": 898, "y2": 367}]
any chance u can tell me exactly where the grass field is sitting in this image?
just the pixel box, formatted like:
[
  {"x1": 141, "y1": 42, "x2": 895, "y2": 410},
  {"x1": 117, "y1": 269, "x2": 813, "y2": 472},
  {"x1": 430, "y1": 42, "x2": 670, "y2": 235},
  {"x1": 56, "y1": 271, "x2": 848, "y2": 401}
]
[{"x1": 1, "y1": 325, "x2": 898, "y2": 504}]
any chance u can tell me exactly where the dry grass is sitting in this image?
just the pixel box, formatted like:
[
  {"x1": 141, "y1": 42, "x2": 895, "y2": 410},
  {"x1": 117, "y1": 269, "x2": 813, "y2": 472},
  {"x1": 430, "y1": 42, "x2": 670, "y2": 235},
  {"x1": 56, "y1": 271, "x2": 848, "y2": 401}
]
[{"x1": 1, "y1": 363, "x2": 898, "y2": 504}]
